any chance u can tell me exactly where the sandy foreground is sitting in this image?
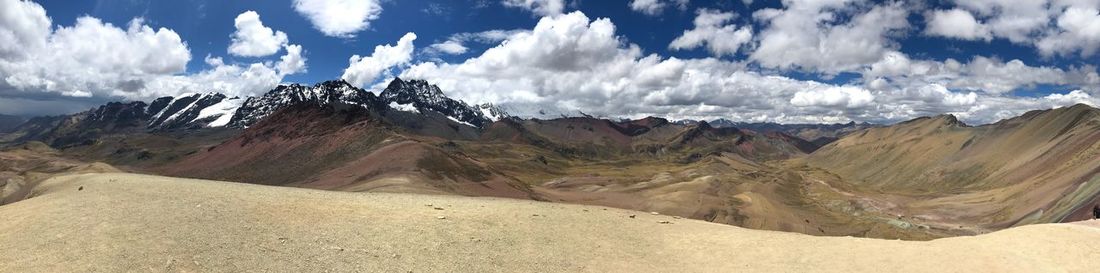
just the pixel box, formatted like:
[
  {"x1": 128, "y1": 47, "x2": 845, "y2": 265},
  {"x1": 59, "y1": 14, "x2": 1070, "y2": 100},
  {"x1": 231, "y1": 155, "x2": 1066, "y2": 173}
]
[{"x1": 1, "y1": 173, "x2": 1098, "y2": 272}]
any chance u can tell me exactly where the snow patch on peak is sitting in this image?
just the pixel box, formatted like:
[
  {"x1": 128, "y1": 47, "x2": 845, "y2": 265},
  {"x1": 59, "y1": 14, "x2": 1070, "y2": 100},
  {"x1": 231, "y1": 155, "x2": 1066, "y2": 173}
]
[
  {"x1": 388, "y1": 101, "x2": 419, "y2": 113},
  {"x1": 199, "y1": 97, "x2": 244, "y2": 127},
  {"x1": 446, "y1": 116, "x2": 475, "y2": 127},
  {"x1": 477, "y1": 103, "x2": 510, "y2": 122}
]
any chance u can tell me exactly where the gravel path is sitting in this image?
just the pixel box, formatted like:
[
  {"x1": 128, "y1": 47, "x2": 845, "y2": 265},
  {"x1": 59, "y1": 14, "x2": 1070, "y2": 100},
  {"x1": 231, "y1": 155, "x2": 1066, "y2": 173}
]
[{"x1": 1, "y1": 173, "x2": 1098, "y2": 272}]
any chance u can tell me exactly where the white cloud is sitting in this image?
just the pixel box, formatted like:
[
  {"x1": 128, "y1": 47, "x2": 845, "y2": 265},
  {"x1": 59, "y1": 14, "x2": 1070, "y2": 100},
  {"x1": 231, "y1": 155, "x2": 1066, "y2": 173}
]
[
  {"x1": 146, "y1": 41, "x2": 309, "y2": 99},
  {"x1": 425, "y1": 29, "x2": 526, "y2": 56},
  {"x1": 0, "y1": 0, "x2": 308, "y2": 108},
  {"x1": 1037, "y1": 6, "x2": 1100, "y2": 57},
  {"x1": 277, "y1": 44, "x2": 307, "y2": 75},
  {"x1": 925, "y1": 9, "x2": 992, "y2": 41},
  {"x1": 400, "y1": 10, "x2": 1100, "y2": 125},
  {"x1": 147, "y1": 57, "x2": 279, "y2": 99},
  {"x1": 428, "y1": 40, "x2": 468, "y2": 55},
  {"x1": 629, "y1": 0, "x2": 689, "y2": 16},
  {"x1": 0, "y1": 16, "x2": 191, "y2": 99},
  {"x1": 501, "y1": 0, "x2": 565, "y2": 17},
  {"x1": 1045, "y1": 89, "x2": 1096, "y2": 105},
  {"x1": 342, "y1": 32, "x2": 418, "y2": 87},
  {"x1": 228, "y1": 11, "x2": 288, "y2": 57},
  {"x1": 750, "y1": 1, "x2": 909, "y2": 75},
  {"x1": 0, "y1": 0, "x2": 50, "y2": 60},
  {"x1": 929, "y1": 0, "x2": 1100, "y2": 57},
  {"x1": 670, "y1": 9, "x2": 753, "y2": 57},
  {"x1": 400, "y1": 11, "x2": 876, "y2": 123},
  {"x1": 952, "y1": 0, "x2": 1050, "y2": 43},
  {"x1": 292, "y1": 0, "x2": 382, "y2": 38},
  {"x1": 902, "y1": 84, "x2": 978, "y2": 107},
  {"x1": 790, "y1": 86, "x2": 874, "y2": 108},
  {"x1": 865, "y1": 53, "x2": 1077, "y2": 94}
]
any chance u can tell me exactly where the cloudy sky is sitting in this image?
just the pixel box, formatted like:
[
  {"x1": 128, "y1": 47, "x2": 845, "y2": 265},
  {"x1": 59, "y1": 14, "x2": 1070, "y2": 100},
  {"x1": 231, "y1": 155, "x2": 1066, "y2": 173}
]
[{"x1": 1, "y1": 0, "x2": 1099, "y2": 124}]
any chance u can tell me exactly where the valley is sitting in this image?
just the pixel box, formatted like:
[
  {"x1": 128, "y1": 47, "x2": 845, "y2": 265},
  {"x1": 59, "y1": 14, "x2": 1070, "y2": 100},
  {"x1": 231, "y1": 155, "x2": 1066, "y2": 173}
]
[{"x1": 4, "y1": 78, "x2": 1097, "y2": 241}]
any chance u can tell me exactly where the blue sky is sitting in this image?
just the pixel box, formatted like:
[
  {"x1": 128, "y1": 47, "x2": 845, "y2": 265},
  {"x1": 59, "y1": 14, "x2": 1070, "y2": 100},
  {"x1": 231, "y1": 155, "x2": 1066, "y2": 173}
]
[
  {"x1": 34, "y1": 0, "x2": 1085, "y2": 83},
  {"x1": 3, "y1": 0, "x2": 1100, "y2": 124},
  {"x1": 34, "y1": 0, "x2": 725, "y2": 84}
]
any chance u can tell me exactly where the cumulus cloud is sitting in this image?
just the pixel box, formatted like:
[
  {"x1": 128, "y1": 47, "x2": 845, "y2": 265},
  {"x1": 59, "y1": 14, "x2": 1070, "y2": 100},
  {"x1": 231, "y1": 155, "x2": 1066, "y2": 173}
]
[
  {"x1": 929, "y1": 0, "x2": 1100, "y2": 57},
  {"x1": 1045, "y1": 89, "x2": 1097, "y2": 105},
  {"x1": 400, "y1": 10, "x2": 1100, "y2": 125},
  {"x1": 342, "y1": 32, "x2": 418, "y2": 87},
  {"x1": 277, "y1": 44, "x2": 307, "y2": 75},
  {"x1": 951, "y1": 0, "x2": 1050, "y2": 43},
  {"x1": 501, "y1": 0, "x2": 565, "y2": 17},
  {"x1": 428, "y1": 40, "x2": 468, "y2": 55},
  {"x1": 292, "y1": 0, "x2": 382, "y2": 38},
  {"x1": 0, "y1": 0, "x2": 307, "y2": 114},
  {"x1": 750, "y1": 1, "x2": 909, "y2": 75},
  {"x1": 790, "y1": 86, "x2": 874, "y2": 108},
  {"x1": 670, "y1": 9, "x2": 753, "y2": 57},
  {"x1": 1037, "y1": 6, "x2": 1100, "y2": 57},
  {"x1": 629, "y1": 0, "x2": 689, "y2": 16},
  {"x1": 865, "y1": 53, "x2": 1077, "y2": 94},
  {"x1": 925, "y1": 9, "x2": 992, "y2": 41},
  {"x1": 0, "y1": 16, "x2": 191, "y2": 99},
  {"x1": 0, "y1": 0, "x2": 50, "y2": 60},
  {"x1": 228, "y1": 11, "x2": 288, "y2": 57},
  {"x1": 400, "y1": 11, "x2": 873, "y2": 123}
]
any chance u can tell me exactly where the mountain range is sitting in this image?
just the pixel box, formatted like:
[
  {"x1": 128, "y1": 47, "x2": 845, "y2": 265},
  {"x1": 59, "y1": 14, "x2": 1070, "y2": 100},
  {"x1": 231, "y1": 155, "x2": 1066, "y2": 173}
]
[
  {"x1": 2, "y1": 77, "x2": 1098, "y2": 240},
  {"x1": 0, "y1": 114, "x2": 24, "y2": 133}
]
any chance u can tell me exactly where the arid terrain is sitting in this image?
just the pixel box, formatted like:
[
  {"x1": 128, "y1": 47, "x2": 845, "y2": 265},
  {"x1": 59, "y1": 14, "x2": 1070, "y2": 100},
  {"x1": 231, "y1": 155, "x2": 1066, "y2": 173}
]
[
  {"x1": 4, "y1": 80, "x2": 1100, "y2": 241},
  {"x1": 2, "y1": 79, "x2": 1100, "y2": 271},
  {"x1": 2, "y1": 173, "x2": 1098, "y2": 272},
  {"x1": 6, "y1": 0, "x2": 1100, "y2": 271}
]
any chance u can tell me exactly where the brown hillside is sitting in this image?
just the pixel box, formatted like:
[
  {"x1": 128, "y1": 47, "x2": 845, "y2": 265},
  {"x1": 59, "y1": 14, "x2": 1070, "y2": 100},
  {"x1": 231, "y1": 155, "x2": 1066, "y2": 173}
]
[{"x1": 807, "y1": 104, "x2": 1100, "y2": 228}]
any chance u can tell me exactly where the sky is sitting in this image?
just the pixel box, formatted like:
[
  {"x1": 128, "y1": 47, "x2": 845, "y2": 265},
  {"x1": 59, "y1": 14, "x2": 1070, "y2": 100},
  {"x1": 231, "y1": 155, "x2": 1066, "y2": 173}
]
[{"x1": 1, "y1": 0, "x2": 1099, "y2": 124}]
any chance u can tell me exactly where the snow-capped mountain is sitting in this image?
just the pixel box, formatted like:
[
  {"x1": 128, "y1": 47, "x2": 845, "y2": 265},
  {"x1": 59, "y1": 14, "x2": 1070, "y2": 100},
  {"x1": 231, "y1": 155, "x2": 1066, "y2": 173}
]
[
  {"x1": 476, "y1": 103, "x2": 510, "y2": 122},
  {"x1": 147, "y1": 93, "x2": 236, "y2": 130},
  {"x1": 226, "y1": 80, "x2": 384, "y2": 128},
  {"x1": 157, "y1": 78, "x2": 507, "y2": 129},
  {"x1": 380, "y1": 78, "x2": 498, "y2": 127},
  {"x1": 30, "y1": 78, "x2": 508, "y2": 136}
]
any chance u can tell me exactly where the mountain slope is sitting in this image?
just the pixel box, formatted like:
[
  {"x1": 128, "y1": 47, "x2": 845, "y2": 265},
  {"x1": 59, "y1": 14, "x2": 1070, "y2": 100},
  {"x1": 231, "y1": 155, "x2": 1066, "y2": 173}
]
[
  {"x1": 161, "y1": 102, "x2": 535, "y2": 199},
  {"x1": 711, "y1": 120, "x2": 877, "y2": 147},
  {"x1": 0, "y1": 114, "x2": 24, "y2": 133},
  {"x1": 806, "y1": 104, "x2": 1100, "y2": 228}
]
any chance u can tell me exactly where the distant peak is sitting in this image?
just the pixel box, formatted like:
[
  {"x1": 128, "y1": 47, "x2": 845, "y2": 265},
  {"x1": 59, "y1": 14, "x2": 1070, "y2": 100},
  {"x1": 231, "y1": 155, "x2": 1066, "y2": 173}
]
[
  {"x1": 905, "y1": 114, "x2": 966, "y2": 128},
  {"x1": 936, "y1": 114, "x2": 959, "y2": 124},
  {"x1": 897, "y1": 114, "x2": 966, "y2": 128},
  {"x1": 696, "y1": 120, "x2": 712, "y2": 129},
  {"x1": 1067, "y1": 103, "x2": 1096, "y2": 111}
]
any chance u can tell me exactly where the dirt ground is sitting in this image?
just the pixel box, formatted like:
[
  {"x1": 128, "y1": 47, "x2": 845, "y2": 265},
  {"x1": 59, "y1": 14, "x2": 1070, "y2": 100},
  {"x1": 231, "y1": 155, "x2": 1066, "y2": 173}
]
[{"x1": 1, "y1": 173, "x2": 1098, "y2": 272}]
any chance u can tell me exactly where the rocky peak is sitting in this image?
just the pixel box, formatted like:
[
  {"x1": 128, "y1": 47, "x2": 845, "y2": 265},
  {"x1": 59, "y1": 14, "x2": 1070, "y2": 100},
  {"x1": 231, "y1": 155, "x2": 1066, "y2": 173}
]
[
  {"x1": 696, "y1": 120, "x2": 713, "y2": 130},
  {"x1": 381, "y1": 77, "x2": 447, "y2": 104},
  {"x1": 378, "y1": 78, "x2": 493, "y2": 128},
  {"x1": 86, "y1": 101, "x2": 148, "y2": 126},
  {"x1": 932, "y1": 114, "x2": 965, "y2": 127},
  {"x1": 227, "y1": 80, "x2": 382, "y2": 128}
]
